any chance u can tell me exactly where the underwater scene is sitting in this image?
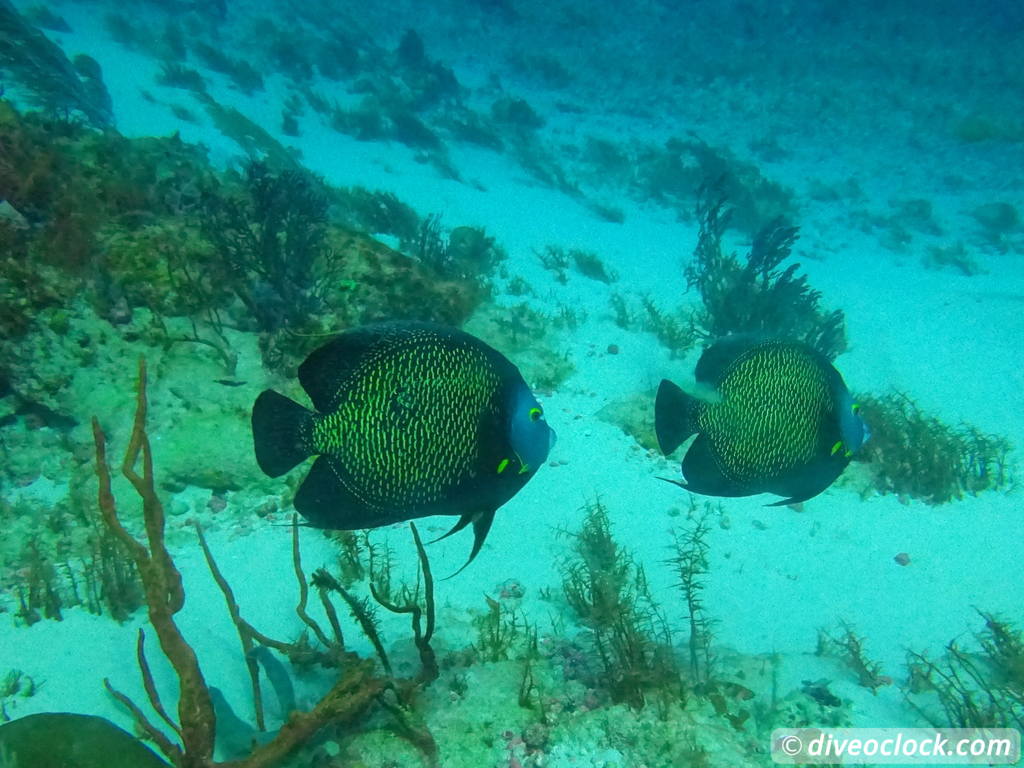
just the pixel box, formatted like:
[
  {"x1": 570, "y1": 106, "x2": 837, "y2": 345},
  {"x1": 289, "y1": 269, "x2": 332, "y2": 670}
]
[{"x1": 1, "y1": 0, "x2": 1022, "y2": 766}]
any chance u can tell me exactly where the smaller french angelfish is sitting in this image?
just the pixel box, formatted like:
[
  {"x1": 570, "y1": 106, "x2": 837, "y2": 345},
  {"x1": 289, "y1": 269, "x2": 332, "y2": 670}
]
[
  {"x1": 251, "y1": 322, "x2": 555, "y2": 573},
  {"x1": 655, "y1": 337, "x2": 867, "y2": 505}
]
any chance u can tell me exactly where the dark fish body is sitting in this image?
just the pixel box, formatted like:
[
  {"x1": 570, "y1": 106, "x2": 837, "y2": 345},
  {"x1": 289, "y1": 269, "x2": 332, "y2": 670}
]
[
  {"x1": 0, "y1": 713, "x2": 171, "y2": 768},
  {"x1": 252, "y1": 322, "x2": 554, "y2": 569},
  {"x1": 655, "y1": 337, "x2": 867, "y2": 505}
]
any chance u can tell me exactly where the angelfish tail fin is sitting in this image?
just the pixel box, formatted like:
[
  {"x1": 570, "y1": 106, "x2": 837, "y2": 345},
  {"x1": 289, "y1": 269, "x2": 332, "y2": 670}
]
[
  {"x1": 654, "y1": 379, "x2": 699, "y2": 455},
  {"x1": 252, "y1": 389, "x2": 314, "y2": 477}
]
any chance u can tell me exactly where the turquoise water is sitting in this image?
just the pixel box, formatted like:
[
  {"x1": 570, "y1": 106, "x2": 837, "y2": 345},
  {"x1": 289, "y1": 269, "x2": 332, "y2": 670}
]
[{"x1": 1, "y1": 1, "x2": 1022, "y2": 766}]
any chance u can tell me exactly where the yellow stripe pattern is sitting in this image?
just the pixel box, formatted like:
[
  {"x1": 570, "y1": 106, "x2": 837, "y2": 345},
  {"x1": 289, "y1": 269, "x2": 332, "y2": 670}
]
[
  {"x1": 310, "y1": 328, "x2": 503, "y2": 511},
  {"x1": 700, "y1": 342, "x2": 834, "y2": 484}
]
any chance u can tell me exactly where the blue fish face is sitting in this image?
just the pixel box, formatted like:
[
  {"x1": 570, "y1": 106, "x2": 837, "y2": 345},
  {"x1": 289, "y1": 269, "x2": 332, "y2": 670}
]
[
  {"x1": 837, "y1": 390, "x2": 869, "y2": 456},
  {"x1": 507, "y1": 382, "x2": 555, "y2": 474}
]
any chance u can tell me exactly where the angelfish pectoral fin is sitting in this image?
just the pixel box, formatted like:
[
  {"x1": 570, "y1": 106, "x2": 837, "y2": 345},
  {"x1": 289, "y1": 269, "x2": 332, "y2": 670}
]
[{"x1": 433, "y1": 509, "x2": 497, "y2": 579}]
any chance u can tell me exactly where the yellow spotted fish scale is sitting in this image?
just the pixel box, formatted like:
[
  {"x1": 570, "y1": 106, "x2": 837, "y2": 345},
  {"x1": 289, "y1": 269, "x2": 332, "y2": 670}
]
[
  {"x1": 699, "y1": 342, "x2": 834, "y2": 486},
  {"x1": 308, "y1": 330, "x2": 502, "y2": 512}
]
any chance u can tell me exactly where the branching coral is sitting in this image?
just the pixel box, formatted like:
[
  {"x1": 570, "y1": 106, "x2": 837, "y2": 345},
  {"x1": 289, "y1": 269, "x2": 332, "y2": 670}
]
[
  {"x1": 685, "y1": 186, "x2": 846, "y2": 359},
  {"x1": 90, "y1": 360, "x2": 439, "y2": 767},
  {"x1": 93, "y1": 361, "x2": 218, "y2": 766},
  {"x1": 200, "y1": 160, "x2": 334, "y2": 333},
  {"x1": 366, "y1": 524, "x2": 438, "y2": 687}
]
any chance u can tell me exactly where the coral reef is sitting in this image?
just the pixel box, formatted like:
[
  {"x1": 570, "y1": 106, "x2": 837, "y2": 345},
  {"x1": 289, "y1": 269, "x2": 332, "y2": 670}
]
[
  {"x1": 0, "y1": 1, "x2": 112, "y2": 126},
  {"x1": 853, "y1": 392, "x2": 1014, "y2": 504},
  {"x1": 464, "y1": 303, "x2": 577, "y2": 394},
  {"x1": 0, "y1": 96, "x2": 499, "y2": 521},
  {"x1": 199, "y1": 161, "x2": 333, "y2": 334}
]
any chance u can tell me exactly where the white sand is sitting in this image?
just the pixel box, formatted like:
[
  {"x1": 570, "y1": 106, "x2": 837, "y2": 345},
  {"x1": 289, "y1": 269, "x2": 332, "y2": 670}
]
[{"x1": 2, "y1": 0, "x2": 1022, "y2": 763}]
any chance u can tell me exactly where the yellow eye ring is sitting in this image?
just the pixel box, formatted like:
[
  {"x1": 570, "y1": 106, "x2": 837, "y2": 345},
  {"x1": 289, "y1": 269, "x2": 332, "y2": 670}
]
[{"x1": 529, "y1": 407, "x2": 542, "y2": 422}]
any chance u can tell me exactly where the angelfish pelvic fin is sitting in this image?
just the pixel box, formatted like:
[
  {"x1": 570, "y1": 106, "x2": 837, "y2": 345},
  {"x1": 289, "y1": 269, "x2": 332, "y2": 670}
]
[
  {"x1": 438, "y1": 509, "x2": 497, "y2": 579},
  {"x1": 429, "y1": 512, "x2": 474, "y2": 545}
]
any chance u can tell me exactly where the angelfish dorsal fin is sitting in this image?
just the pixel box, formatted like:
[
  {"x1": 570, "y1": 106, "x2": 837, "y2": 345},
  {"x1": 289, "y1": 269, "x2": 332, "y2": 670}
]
[
  {"x1": 297, "y1": 325, "x2": 398, "y2": 411},
  {"x1": 694, "y1": 335, "x2": 762, "y2": 384}
]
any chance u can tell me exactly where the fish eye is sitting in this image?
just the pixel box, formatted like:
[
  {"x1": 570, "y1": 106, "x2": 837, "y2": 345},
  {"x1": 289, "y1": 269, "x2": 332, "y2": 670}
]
[
  {"x1": 529, "y1": 407, "x2": 543, "y2": 422},
  {"x1": 851, "y1": 402, "x2": 861, "y2": 414}
]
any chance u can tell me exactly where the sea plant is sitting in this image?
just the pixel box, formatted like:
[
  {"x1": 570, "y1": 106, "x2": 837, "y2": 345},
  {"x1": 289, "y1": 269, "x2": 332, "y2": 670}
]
[
  {"x1": 0, "y1": 476, "x2": 143, "y2": 627},
  {"x1": 923, "y1": 241, "x2": 982, "y2": 276},
  {"x1": 570, "y1": 248, "x2": 618, "y2": 283},
  {"x1": 192, "y1": 42, "x2": 264, "y2": 94},
  {"x1": 561, "y1": 499, "x2": 681, "y2": 709},
  {"x1": 854, "y1": 391, "x2": 1014, "y2": 504},
  {"x1": 609, "y1": 292, "x2": 634, "y2": 329},
  {"x1": 12, "y1": 537, "x2": 62, "y2": 624},
  {"x1": 669, "y1": 508, "x2": 716, "y2": 689},
  {"x1": 905, "y1": 610, "x2": 1024, "y2": 730},
  {"x1": 472, "y1": 594, "x2": 533, "y2": 663},
  {"x1": 80, "y1": 521, "x2": 145, "y2": 622},
  {"x1": 685, "y1": 187, "x2": 846, "y2": 359},
  {"x1": 408, "y1": 215, "x2": 502, "y2": 280},
  {"x1": 818, "y1": 623, "x2": 891, "y2": 694},
  {"x1": 366, "y1": 525, "x2": 439, "y2": 686},
  {"x1": 641, "y1": 295, "x2": 698, "y2": 358},
  {"x1": 971, "y1": 201, "x2": 1020, "y2": 250},
  {"x1": 336, "y1": 186, "x2": 420, "y2": 243},
  {"x1": 155, "y1": 62, "x2": 207, "y2": 92},
  {"x1": 623, "y1": 136, "x2": 794, "y2": 236},
  {"x1": 0, "y1": 668, "x2": 39, "y2": 722},
  {"x1": 326, "y1": 530, "x2": 366, "y2": 587}
]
